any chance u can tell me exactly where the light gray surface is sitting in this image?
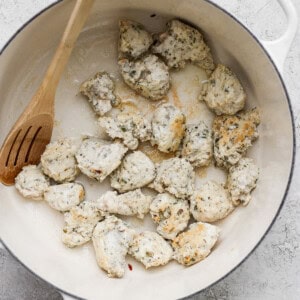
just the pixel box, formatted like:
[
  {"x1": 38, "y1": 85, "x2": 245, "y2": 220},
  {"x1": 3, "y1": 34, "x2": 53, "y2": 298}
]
[{"x1": 0, "y1": 0, "x2": 299, "y2": 299}]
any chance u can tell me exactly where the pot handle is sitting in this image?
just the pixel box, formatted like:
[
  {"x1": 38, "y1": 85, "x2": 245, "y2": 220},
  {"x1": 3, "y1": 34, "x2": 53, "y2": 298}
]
[
  {"x1": 60, "y1": 292, "x2": 76, "y2": 300},
  {"x1": 260, "y1": 0, "x2": 298, "y2": 73}
]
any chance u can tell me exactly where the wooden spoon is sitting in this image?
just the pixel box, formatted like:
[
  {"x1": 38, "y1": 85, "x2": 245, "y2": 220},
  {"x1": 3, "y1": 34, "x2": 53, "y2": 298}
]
[{"x1": 0, "y1": 0, "x2": 94, "y2": 185}]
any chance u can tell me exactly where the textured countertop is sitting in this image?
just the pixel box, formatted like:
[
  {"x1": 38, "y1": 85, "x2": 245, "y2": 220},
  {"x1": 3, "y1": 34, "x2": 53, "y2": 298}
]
[{"x1": 0, "y1": 0, "x2": 300, "y2": 299}]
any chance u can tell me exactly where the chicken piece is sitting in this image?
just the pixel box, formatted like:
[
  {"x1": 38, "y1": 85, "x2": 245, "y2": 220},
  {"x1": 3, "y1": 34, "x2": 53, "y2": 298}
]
[
  {"x1": 99, "y1": 111, "x2": 151, "y2": 150},
  {"x1": 172, "y1": 222, "x2": 220, "y2": 266},
  {"x1": 213, "y1": 108, "x2": 260, "y2": 169},
  {"x1": 190, "y1": 181, "x2": 234, "y2": 223},
  {"x1": 92, "y1": 215, "x2": 135, "y2": 278},
  {"x1": 96, "y1": 189, "x2": 152, "y2": 219},
  {"x1": 62, "y1": 201, "x2": 104, "y2": 247},
  {"x1": 15, "y1": 165, "x2": 50, "y2": 201},
  {"x1": 41, "y1": 138, "x2": 79, "y2": 183},
  {"x1": 151, "y1": 103, "x2": 186, "y2": 153},
  {"x1": 110, "y1": 151, "x2": 155, "y2": 192},
  {"x1": 178, "y1": 122, "x2": 213, "y2": 167},
  {"x1": 44, "y1": 183, "x2": 85, "y2": 212},
  {"x1": 227, "y1": 157, "x2": 259, "y2": 206},
  {"x1": 150, "y1": 193, "x2": 190, "y2": 240},
  {"x1": 119, "y1": 54, "x2": 170, "y2": 100},
  {"x1": 150, "y1": 158, "x2": 195, "y2": 199},
  {"x1": 200, "y1": 64, "x2": 246, "y2": 115},
  {"x1": 80, "y1": 72, "x2": 117, "y2": 116},
  {"x1": 152, "y1": 19, "x2": 214, "y2": 74},
  {"x1": 75, "y1": 137, "x2": 128, "y2": 182},
  {"x1": 119, "y1": 19, "x2": 153, "y2": 59},
  {"x1": 128, "y1": 231, "x2": 173, "y2": 269}
]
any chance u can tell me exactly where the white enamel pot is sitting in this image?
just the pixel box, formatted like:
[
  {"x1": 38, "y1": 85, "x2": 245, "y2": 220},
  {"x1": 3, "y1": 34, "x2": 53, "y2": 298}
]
[{"x1": 0, "y1": 0, "x2": 297, "y2": 299}]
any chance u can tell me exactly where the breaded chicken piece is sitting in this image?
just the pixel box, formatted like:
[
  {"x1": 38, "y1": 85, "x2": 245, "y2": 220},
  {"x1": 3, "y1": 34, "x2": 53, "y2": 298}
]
[
  {"x1": 44, "y1": 183, "x2": 85, "y2": 212},
  {"x1": 62, "y1": 201, "x2": 104, "y2": 248},
  {"x1": 96, "y1": 189, "x2": 152, "y2": 219},
  {"x1": 99, "y1": 111, "x2": 151, "y2": 150},
  {"x1": 213, "y1": 108, "x2": 260, "y2": 169},
  {"x1": 75, "y1": 137, "x2": 128, "y2": 182},
  {"x1": 150, "y1": 158, "x2": 195, "y2": 199},
  {"x1": 110, "y1": 151, "x2": 156, "y2": 192},
  {"x1": 92, "y1": 216, "x2": 135, "y2": 278},
  {"x1": 200, "y1": 64, "x2": 246, "y2": 115},
  {"x1": 227, "y1": 157, "x2": 259, "y2": 206},
  {"x1": 172, "y1": 222, "x2": 220, "y2": 266},
  {"x1": 190, "y1": 181, "x2": 234, "y2": 223},
  {"x1": 41, "y1": 138, "x2": 79, "y2": 183},
  {"x1": 15, "y1": 165, "x2": 50, "y2": 201},
  {"x1": 80, "y1": 72, "x2": 117, "y2": 116},
  {"x1": 151, "y1": 103, "x2": 186, "y2": 153},
  {"x1": 119, "y1": 54, "x2": 170, "y2": 100},
  {"x1": 152, "y1": 19, "x2": 214, "y2": 74},
  {"x1": 178, "y1": 122, "x2": 213, "y2": 167},
  {"x1": 150, "y1": 193, "x2": 190, "y2": 240},
  {"x1": 129, "y1": 231, "x2": 173, "y2": 269},
  {"x1": 119, "y1": 19, "x2": 153, "y2": 59}
]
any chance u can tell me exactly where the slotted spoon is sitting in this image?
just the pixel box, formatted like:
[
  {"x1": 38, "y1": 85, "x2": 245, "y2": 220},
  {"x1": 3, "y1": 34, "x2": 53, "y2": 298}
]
[{"x1": 0, "y1": 0, "x2": 94, "y2": 185}]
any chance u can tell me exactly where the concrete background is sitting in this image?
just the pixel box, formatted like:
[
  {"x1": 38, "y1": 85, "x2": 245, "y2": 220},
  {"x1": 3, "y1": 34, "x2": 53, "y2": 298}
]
[{"x1": 0, "y1": 0, "x2": 299, "y2": 299}]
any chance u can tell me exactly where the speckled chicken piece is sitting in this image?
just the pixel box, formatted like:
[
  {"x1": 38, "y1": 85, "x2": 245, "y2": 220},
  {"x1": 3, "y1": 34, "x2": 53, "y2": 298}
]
[{"x1": 213, "y1": 108, "x2": 260, "y2": 169}]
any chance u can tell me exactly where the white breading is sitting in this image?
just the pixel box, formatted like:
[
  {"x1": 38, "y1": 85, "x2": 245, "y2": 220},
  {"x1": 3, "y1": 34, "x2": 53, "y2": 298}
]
[
  {"x1": 99, "y1": 111, "x2": 152, "y2": 150},
  {"x1": 172, "y1": 222, "x2": 220, "y2": 266},
  {"x1": 40, "y1": 138, "x2": 79, "y2": 183},
  {"x1": 227, "y1": 157, "x2": 259, "y2": 206},
  {"x1": 213, "y1": 108, "x2": 260, "y2": 169},
  {"x1": 128, "y1": 231, "x2": 173, "y2": 269},
  {"x1": 152, "y1": 19, "x2": 214, "y2": 74},
  {"x1": 151, "y1": 103, "x2": 186, "y2": 153},
  {"x1": 118, "y1": 54, "x2": 170, "y2": 100},
  {"x1": 190, "y1": 181, "x2": 234, "y2": 223},
  {"x1": 119, "y1": 19, "x2": 153, "y2": 59},
  {"x1": 150, "y1": 158, "x2": 195, "y2": 199},
  {"x1": 44, "y1": 183, "x2": 85, "y2": 212},
  {"x1": 62, "y1": 201, "x2": 104, "y2": 248},
  {"x1": 110, "y1": 151, "x2": 156, "y2": 192},
  {"x1": 179, "y1": 122, "x2": 213, "y2": 167},
  {"x1": 96, "y1": 189, "x2": 152, "y2": 219},
  {"x1": 150, "y1": 193, "x2": 190, "y2": 240},
  {"x1": 80, "y1": 72, "x2": 117, "y2": 116},
  {"x1": 15, "y1": 165, "x2": 50, "y2": 201},
  {"x1": 92, "y1": 215, "x2": 135, "y2": 278},
  {"x1": 200, "y1": 64, "x2": 246, "y2": 115},
  {"x1": 75, "y1": 137, "x2": 128, "y2": 182}
]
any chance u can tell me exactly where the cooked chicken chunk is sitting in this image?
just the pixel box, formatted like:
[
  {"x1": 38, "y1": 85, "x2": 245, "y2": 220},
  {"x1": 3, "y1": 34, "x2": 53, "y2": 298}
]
[
  {"x1": 96, "y1": 189, "x2": 152, "y2": 219},
  {"x1": 44, "y1": 183, "x2": 85, "y2": 212},
  {"x1": 99, "y1": 111, "x2": 151, "y2": 150},
  {"x1": 92, "y1": 215, "x2": 135, "y2": 278},
  {"x1": 41, "y1": 138, "x2": 79, "y2": 183},
  {"x1": 172, "y1": 222, "x2": 220, "y2": 266},
  {"x1": 15, "y1": 165, "x2": 50, "y2": 201},
  {"x1": 62, "y1": 201, "x2": 104, "y2": 248},
  {"x1": 119, "y1": 54, "x2": 170, "y2": 100},
  {"x1": 152, "y1": 19, "x2": 214, "y2": 74},
  {"x1": 213, "y1": 108, "x2": 260, "y2": 169},
  {"x1": 178, "y1": 122, "x2": 213, "y2": 167},
  {"x1": 110, "y1": 151, "x2": 156, "y2": 192},
  {"x1": 227, "y1": 157, "x2": 259, "y2": 206},
  {"x1": 151, "y1": 103, "x2": 186, "y2": 153},
  {"x1": 119, "y1": 19, "x2": 153, "y2": 59},
  {"x1": 80, "y1": 72, "x2": 117, "y2": 116},
  {"x1": 150, "y1": 158, "x2": 195, "y2": 199},
  {"x1": 129, "y1": 231, "x2": 173, "y2": 269},
  {"x1": 150, "y1": 193, "x2": 190, "y2": 240},
  {"x1": 75, "y1": 137, "x2": 128, "y2": 182},
  {"x1": 190, "y1": 181, "x2": 234, "y2": 223},
  {"x1": 200, "y1": 64, "x2": 246, "y2": 115}
]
